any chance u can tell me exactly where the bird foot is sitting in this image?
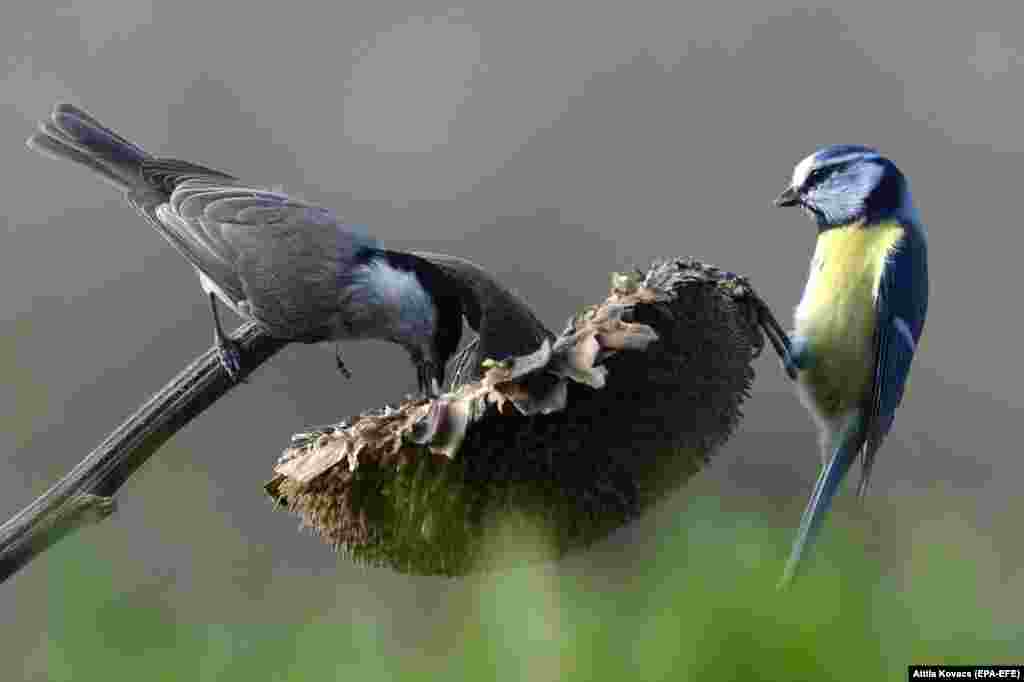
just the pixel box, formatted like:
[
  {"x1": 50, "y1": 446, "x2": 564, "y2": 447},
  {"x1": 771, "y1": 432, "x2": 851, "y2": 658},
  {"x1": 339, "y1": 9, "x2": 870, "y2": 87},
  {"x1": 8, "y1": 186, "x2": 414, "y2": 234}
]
[
  {"x1": 216, "y1": 337, "x2": 245, "y2": 383},
  {"x1": 207, "y1": 291, "x2": 245, "y2": 383},
  {"x1": 754, "y1": 299, "x2": 801, "y2": 380},
  {"x1": 781, "y1": 352, "x2": 800, "y2": 381},
  {"x1": 783, "y1": 335, "x2": 812, "y2": 378}
]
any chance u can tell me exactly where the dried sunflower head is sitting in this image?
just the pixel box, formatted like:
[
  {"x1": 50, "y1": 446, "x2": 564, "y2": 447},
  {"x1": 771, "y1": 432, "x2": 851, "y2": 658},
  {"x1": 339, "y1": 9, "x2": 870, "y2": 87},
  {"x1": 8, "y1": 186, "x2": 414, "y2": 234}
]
[{"x1": 267, "y1": 259, "x2": 767, "y2": 576}]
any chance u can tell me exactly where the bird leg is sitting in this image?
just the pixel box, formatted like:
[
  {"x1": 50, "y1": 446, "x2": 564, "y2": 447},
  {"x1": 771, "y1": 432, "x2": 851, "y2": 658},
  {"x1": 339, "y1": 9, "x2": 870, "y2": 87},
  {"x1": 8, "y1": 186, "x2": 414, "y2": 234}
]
[
  {"x1": 334, "y1": 343, "x2": 353, "y2": 379},
  {"x1": 754, "y1": 299, "x2": 802, "y2": 380},
  {"x1": 208, "y1": 292, "x2": 244, "y2": 382},
  {"x1": 783, "y1": 336, "x2": 813, "y2": 377}
]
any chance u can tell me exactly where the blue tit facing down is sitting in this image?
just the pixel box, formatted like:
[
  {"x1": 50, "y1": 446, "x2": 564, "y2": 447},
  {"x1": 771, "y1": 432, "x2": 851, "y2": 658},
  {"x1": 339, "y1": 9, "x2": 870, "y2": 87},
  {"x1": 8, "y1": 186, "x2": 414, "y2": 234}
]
[
  {"x1": 773, "y1": 145, "x2": 929, "y2": 588},
  {"x1": 27, "y1": 103, "x2": 465, "y2": 396}
]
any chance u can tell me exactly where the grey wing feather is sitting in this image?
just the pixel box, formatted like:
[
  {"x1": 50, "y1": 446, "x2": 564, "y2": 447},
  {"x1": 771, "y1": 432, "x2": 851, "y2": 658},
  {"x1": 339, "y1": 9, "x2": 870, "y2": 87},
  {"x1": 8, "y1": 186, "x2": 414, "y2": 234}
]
[
  {"x1": 148, "y1": 200, "x2": 246, "y2": 303},
  {"x1": 155, "y1": 183, "x2": 381, "y2": 337},
  {"x1": 27, "y1": 103, "x2": 381, "y2": 335},
  {"x1": 190, "y1": 192, "x2": 380, "y2": 339},
  {"x1": 858, "y1": 224, "x2": 928, "y2": 497}
]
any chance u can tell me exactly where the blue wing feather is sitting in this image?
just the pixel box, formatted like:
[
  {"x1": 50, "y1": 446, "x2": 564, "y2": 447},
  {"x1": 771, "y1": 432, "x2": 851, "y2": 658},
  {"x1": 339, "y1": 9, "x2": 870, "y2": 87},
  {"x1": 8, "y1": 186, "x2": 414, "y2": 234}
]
[{"x1": 858, "y1": 220, "x2": 929, "y2": 496}]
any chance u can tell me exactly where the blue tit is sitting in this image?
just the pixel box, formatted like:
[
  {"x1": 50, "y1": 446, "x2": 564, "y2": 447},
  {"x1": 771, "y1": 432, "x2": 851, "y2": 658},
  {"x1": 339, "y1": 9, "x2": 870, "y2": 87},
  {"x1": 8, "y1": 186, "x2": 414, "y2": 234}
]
[
  {"x1": 27, "y1": 103, "x2": 466, "y2": 396},
  {"x1": 773, "y1": 145, "x2": 929, "y2": 588}
]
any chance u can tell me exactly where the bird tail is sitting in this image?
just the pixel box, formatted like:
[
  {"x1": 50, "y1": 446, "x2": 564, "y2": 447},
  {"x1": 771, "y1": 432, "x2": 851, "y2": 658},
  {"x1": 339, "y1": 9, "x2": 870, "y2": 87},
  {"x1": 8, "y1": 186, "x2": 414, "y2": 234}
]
[
  {"x1": 26, "y1": 103, "x2": 155, "y2": 194},
  {"x1": 778, "y1": 412, "x2": 865, "y2": 590},
  {"x1": 855, "y1": 414, "x2": 892, "y2": 499}
]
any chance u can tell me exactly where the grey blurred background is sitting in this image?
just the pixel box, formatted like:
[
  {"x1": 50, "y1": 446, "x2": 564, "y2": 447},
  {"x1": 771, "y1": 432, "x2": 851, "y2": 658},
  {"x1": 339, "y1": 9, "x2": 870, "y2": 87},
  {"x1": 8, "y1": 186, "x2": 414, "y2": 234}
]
[{"x1": 2, "y1": 0, "x2": 1022, "y2": 673}]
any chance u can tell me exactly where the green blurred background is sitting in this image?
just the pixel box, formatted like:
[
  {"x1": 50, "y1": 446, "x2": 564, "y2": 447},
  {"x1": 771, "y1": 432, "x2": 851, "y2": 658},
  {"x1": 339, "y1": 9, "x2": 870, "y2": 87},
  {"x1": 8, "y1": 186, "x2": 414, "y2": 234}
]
[{"x1": 3, "y1": 1, "x2": 1023, "y2": 679}]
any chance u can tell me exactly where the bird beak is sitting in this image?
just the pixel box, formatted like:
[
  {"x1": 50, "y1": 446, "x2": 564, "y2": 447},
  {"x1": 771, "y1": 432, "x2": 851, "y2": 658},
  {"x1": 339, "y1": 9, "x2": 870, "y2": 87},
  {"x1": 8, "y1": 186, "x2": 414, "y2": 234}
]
[{"x1": 774, "y1": 186, "x2": 801, "y2": 207}]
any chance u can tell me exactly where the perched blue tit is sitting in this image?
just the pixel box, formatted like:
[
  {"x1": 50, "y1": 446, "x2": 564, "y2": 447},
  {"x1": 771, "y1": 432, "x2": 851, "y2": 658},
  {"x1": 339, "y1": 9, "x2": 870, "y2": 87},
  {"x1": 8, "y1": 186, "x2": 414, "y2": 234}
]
[{"x1": 773, "y1": 145, "x2": 929, "y2": 588}]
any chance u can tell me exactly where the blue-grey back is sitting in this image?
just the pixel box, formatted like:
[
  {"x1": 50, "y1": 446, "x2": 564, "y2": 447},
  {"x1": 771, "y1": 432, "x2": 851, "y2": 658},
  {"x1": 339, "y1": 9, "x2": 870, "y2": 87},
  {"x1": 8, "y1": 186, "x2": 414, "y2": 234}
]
[{"x1": 160, "y1": 179, "x2": 381, "y2": 339}]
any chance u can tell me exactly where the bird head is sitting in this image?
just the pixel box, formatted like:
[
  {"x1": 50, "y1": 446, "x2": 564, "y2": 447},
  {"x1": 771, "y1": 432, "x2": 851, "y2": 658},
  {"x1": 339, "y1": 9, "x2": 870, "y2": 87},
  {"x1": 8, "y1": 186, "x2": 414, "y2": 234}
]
[
  {"x1": 381, "y1": 251, "x2": 465, "y2": 396},
  {"x1": 425, "y1": 288, "x2": 465, "y2": 392},
  {"x1": 774, "y1": 145, "x2": 908, "y2": 228}
]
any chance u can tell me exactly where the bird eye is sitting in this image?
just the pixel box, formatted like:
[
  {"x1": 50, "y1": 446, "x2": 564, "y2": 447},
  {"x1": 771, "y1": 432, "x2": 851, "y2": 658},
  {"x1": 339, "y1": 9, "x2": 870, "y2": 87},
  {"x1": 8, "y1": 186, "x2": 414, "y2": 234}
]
[{"x1": 806, "y1": 167, "x2": 831, "y2": 186}]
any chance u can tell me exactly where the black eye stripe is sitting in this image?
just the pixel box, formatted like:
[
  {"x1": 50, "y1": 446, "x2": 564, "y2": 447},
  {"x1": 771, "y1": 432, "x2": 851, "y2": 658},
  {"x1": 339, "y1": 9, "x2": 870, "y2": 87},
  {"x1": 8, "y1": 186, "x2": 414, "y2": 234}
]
[
  {"x1": 808, "y1": 167, "x2": 829, "y2": 183},
  {"x1": 805, "y1": 161, "x2": 852, "y2": 187}
]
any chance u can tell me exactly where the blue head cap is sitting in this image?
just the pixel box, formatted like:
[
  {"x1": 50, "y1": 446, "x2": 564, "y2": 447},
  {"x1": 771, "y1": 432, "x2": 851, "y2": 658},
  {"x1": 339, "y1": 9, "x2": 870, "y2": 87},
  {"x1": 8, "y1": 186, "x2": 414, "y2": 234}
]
[{"x1": 775, "y1": 145, "x2": 909, "y2": 228}]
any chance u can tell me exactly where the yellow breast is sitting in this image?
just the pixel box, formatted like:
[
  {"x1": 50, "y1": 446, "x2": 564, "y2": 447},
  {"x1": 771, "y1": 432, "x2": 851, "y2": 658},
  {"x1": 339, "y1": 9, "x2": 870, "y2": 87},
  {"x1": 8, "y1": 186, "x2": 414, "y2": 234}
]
[{"x1": 794, "y1": 220, "x2": 904, "y2": 417}]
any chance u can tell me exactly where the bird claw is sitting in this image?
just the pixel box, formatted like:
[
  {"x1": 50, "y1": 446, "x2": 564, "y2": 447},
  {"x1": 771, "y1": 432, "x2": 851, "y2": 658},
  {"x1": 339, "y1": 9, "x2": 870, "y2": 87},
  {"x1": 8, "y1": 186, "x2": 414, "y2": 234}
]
[
  {"x1": 754, "y1": 299, "x2": 799, "y2": 379},
  {"x1": 781, "y1": 352, "x2": 800, "y2": 381},
  {"x1": 207, "y1": 292, "x2": 245, "y2": 383},
  {"x1": 783, "y1": 336, "x2": 812, "y2": 380},
  {"x1": 217, "y1": 337, "x2": 245, "y2": 383}
]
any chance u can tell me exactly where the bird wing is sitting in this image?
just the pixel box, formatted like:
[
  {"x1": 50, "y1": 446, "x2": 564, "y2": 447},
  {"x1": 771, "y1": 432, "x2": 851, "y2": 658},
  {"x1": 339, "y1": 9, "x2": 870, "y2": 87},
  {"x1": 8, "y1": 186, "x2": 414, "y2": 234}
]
[
  {"x1": 28, "y1": 103, "x2": 246, "y2": 305},
  {"x1": 29, "y1": 103, "x2": 378, "y2": 337},
  {"x1": 858, "y1": 223, "x2": 929, "y2": 496},
  {"x1": 160, "y1": 184, "x2": 380, "y2": 339},
  {"x1": 132, "y1": 179, "x2": 248, "y2": 306}
]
